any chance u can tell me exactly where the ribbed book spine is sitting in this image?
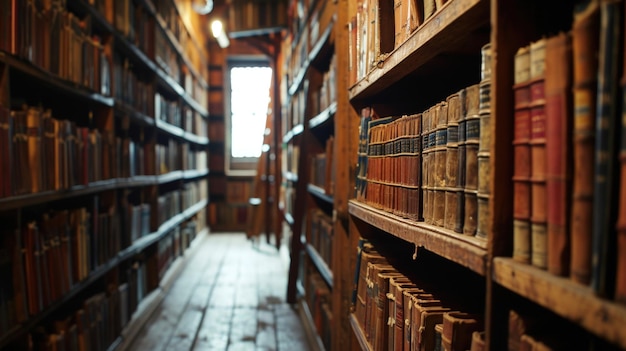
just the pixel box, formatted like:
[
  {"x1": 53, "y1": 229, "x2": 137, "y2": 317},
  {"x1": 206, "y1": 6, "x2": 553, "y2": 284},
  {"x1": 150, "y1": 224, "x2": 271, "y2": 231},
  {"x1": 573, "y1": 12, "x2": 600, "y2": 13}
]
[
  {"x1": 464, "y1": 84, "x2": 480, "y2": 236},
  {"x1": 545, "y1": 32, "x2": 573, "y2": 277},
  {"x1": 477, "y1": 43, "x2": 492, "y2": 240}
]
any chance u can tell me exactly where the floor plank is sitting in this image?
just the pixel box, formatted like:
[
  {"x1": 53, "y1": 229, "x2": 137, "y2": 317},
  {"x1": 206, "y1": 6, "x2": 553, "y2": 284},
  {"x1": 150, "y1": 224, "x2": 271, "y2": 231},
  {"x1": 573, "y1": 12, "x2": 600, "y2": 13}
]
[{"x1": 125, "y1": 232, "x2": 312, "y2": 351}]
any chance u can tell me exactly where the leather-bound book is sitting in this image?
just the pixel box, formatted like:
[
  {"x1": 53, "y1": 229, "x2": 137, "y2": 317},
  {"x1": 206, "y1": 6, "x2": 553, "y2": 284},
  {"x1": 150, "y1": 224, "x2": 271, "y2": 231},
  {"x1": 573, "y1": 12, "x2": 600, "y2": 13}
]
[
  {"x1": 422, "y1": 107, "x2": 433, "y2": 224},
  {"x1": 477, "y1": 43, "x2": 492, "y2": 240},
  {"x1": 470, "y1": 331, "x2": 485, "y2": 351},
  {"x1": 592, "y1": 0, "x2": 621, "y2": 297},
  {"x1": 434, "y1": 102, "x2": 449, "y2": 227},
  {"x1": 616, "y1": 0, "x2": 626, "y2": 305},
  {"x1": 545, "y1": 32, "x2": 573, "y2": 277},
  {"x1": 26, "y1": 106, "x2": 43, "y2": 194},
  {"x1": 513, "y1": 44, "x2": 532, "y2": 263},
  {"x1": 571, "y1": 0, "x2": 600, "y2": 285},
  {"x1": 529, "y1": 38, "x2": 548, "y2": 269},
  {"x1": 445, "y1": 92, "x2": 461, "y2": 230},
  {"x1": 441, "y1": 312, "x2": 482, "y2": 351},
  {"x1": 455, "y1": 88, "x2": 467, "y2": 233},
  {"x1": 464, "y1": 84, "x2": 480, "y2": 236}
]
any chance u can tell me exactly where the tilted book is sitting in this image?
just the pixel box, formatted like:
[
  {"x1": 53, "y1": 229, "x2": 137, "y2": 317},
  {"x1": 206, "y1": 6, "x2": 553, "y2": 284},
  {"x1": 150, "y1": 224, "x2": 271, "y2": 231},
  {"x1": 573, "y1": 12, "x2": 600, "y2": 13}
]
[
  {"x1": 477, "y1": 42, "x2": 492, "y2": 240},
  {"x1": 464, "y1": 84, "x2": 480, "y2": 236}
]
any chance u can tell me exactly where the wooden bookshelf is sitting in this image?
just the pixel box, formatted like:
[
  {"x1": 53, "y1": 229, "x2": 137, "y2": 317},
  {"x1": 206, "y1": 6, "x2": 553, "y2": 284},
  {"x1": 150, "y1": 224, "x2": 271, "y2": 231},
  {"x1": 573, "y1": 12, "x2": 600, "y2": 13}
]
[
  {"x1": 0, "y1": 0, "x2": 210, "y2": 349},
  {"x1": 349, "y1": 200, "x2": 487, "y2": 275},
  {"x1": 307, "y1": 184, "x2": 333, "y2": 205},
  {"x1": 493, "y1": 257, "x2": 626, "y2": 349},
  {"x1": 305, "y1": 243, "x2": 334, "y2": 289},
  {"x1": 349, "y1": 314, "x2": 373, "y2": 351}
]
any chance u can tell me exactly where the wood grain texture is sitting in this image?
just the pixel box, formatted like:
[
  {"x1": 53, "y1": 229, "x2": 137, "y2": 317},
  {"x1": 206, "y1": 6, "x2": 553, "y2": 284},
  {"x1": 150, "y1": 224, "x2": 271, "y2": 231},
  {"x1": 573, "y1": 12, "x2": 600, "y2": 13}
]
[
  {"x1": 349, "y1": 200, "x2": 487, "y2": 275},
  {"x1": 493, "y1": 257, "x2": 626, "y2": 349}
]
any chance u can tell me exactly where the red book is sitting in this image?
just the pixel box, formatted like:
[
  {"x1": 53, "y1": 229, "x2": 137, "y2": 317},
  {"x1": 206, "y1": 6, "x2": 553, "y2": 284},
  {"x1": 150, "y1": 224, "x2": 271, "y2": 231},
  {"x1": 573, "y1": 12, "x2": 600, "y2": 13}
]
[{"x1": 545, "y1": 32, "x2": 573, "y2": 277}]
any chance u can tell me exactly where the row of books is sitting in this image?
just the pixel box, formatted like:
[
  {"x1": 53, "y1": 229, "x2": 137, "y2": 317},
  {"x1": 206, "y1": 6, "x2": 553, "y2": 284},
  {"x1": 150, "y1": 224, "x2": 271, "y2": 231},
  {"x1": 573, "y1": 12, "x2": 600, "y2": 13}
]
[
  {"x1": 307, "y1": 209, "x2": 333, "y2": 269},
  {"x1": 304, "y1": 270, "x2": 332, "y2": 351},
  {"x1": 0, "y1": 102, "x2": 211, "y2": 198},
  {"x1": 0, "y1": 0, "x2": 112, "y2": 96},
  {"x1": 154, "y1": 25, "x2": 181, "y2": 85},
  {"x1": 352, "y1": 240, "x2": 484, "y2": 351},
  {"x1": 347, "y1": 0, "x2": 449, "y2": 85},
  {"x1": 156, "y1": 182, "x2": 206, "y2": 229},
  {"x1": 114, "y1": 53, "x2": 156, "y2": 117},
  {"x1": 283, "y1": 143, "x2": 300, "y2": 177},
  {"x1": 23, "y1": 254, "x2": 157, "y2": 351},
  {"x1": 309, "y1": 53, "x2": 337, "y2": 122},
  {"x1": 155, "y1": 92, "x2": 183, "y2": 128},
  {"x1": 354, "y1": 79, "x2": 489, "y2": 238},
  {"x1": 112, "y1": 0, "x2": 156, "y2": 61},
  {"x1": 0, "y1": 201, "x2": 123, "y2": 325},
  {"x1": 288, "y1": 88, "x2": 307, "y2": 133},
  {"x1": 511, "y1": 0, "x2": 626, "y2": 303},
  {"x1": 310, "y1": 136, "x2": 335, "y2": 195}
]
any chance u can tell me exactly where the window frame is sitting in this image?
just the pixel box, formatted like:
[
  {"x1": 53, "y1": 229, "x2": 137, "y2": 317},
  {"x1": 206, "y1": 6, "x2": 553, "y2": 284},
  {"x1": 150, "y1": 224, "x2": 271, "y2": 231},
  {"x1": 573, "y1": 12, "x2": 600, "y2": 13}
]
[{"x1": 224, "y1": 55, "x2": 272, "y2": 177}]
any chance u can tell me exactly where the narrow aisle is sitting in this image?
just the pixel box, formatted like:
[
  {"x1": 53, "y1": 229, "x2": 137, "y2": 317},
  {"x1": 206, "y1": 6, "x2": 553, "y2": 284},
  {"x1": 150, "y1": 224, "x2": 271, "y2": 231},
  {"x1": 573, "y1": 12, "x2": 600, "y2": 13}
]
[{"x1": 126, "y1": 232, "x2": 312, "y2": 351}]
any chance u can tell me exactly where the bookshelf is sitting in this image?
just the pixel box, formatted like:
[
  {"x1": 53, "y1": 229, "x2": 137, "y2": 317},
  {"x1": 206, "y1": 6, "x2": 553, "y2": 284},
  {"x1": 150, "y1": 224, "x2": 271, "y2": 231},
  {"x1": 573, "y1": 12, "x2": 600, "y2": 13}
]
[
  {"x1": 0, "y1": 0, "x2": 209, "y2": 349},
  {"x1": 338, "y1": 0, "x2": 626, "y2": 350}
]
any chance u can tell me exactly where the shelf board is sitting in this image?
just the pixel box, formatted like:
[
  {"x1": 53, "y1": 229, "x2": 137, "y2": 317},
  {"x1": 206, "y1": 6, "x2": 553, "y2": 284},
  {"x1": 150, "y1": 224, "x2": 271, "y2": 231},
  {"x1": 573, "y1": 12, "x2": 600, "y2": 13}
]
[
  {"x1": 0, "y1": 177, "x2": 155, "y2": 211},
  {"x1": 284, "y1": 171, "x2": 299, "y2": 183},
  {"x1": 182, "y1": 92, "x2": 209, "y2": 118},
  {"x1": 307, "y1": 184, "x2": 333, "y2": 205},
  {"x1": 493, "y1": 257, "x2": 626, "y2": 349},
  {"x1": 348, "y1": 200, "x2": 487, "y2": 275},
  {"x1": 309, "y1": 102, "x2": 337, "y2": 131},
  {"x1": 0, "y1": 52, "x2": 114, "y2": 107},
  {"x1": 348, "y1": 0, "x2": 488, "y2": 106},
  {"x1": 229, "y1": 26, "x2": 286, "y2": 39},
  {"x1": 305, "y1": 243, "x2": 333, "y2": 289},
  {"x1": 183, "y1": 169, "x2": 209, "y2": 180},
  {"x1": 288, "y1": 17, "x2": 336, "y2": 96},
  {"x1": 157, "y1": 171, "x2": 184, "y2": 184},
  {"x1": 285, "y1": 211, "x2": 295, "y2": 227},
  {"x1": 349, "y1": 314, "x2": 373, "y2": 351},
  {"x1": 115, "y1": 101, "x2": 156, "y2": 128},
  {"x1": 184, "y1": 132, "x2": 210, "y2": 146}
]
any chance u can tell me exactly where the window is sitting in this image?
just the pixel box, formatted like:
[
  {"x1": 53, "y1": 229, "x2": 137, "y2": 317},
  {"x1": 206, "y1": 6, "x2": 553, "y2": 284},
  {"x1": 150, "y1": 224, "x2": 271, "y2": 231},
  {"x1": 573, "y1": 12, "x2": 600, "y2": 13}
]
[{"x1": 225, "y1": 57, "x2": 273, "y2": 175}]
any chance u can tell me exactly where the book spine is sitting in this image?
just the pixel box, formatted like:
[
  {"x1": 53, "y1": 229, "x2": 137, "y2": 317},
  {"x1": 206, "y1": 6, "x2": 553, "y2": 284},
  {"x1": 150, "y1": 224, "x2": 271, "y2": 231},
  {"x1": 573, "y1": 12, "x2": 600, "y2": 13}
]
[
  {"x1": 591, "y1": 0, "x2": 622, "y2": 297},
  {"x1": 441, "y1": 312, "x2": 482, "y2": 351},
  {"x1": 616, "y1": 0, "x2": 626, "y2": 304},
  {"x1": 477, "y1": 43, "x2": 492, "y2": 240},
  {"x1": 422, "y1": 108, "x2": 432, "y2": 224},
  {"x1": 546, "y1": 32, "x2": 573, "y2": 277},
  {"x1": 445, "y1": 93, "x2": 460, "y2": 231},
  {"x1": 464, "y1": 84, "x2": 480, "y2": 236},
  {"x1": 434, "y1": 102, "x2": 448, "y2": 227},
  {"x1": 513, "y1": 45, "x2": 532, "y2": 263},
  {"x1": 455, "y1": 88, "x2": 467, "y2": 233},
  {"x1": 571, "y1": 0, "x2": 600, "y2": 285},
  {"x1": 529, "y1": 38, "x2": 548, "y2": 269}
]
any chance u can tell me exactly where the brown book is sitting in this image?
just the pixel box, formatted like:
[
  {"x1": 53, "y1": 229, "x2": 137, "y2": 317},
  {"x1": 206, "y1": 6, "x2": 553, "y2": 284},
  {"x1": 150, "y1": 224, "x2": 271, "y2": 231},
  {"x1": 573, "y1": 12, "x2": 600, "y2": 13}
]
[
  {"x1": 513, "y1": 45, "x2": 532, "y2": 263},
  {"x1": 422, "y1": 107, "x2": 433, "y2": 224},
  {"x1": 463, "y1": 84, "x2": 480, "y2": 236},
  {"x1": 545, "y1": 32, "x2": 573, "y2": 277},
  {"x1": 433, "y1": 102, "x2": 449, "y2": 227},
  {"x1": 477, "y1": 42, "x2": 492, "y2": 240},
  {"x1": 570, "y1": 0, "x2": 600, "y2": 285},
  {"x1": 616, "y1": 0, "x2": 626, "y2": 304},
  {"x1": 403, "y1": 290, "x2": 433, "y2": 351},
  {"x1": 445, "y1": 92, "x2": 461, "y2": 231},
  {"x1": 455, "y1": 88, "x2": 467, "y2": 233},
  {"x1": 441, "y1": 312, "x2": 482, "y2": 351},
  {"x1": 0, "y1": 105, "x2": 11, "y2": 197},
  {"x1": 508, "y1": 310, "x2": 535, "y2": 351},
  {"x1": 529, "y1": 38, "x2": 548, "y2": 269},
  {"x1": 414, "y1": 303, "x2": 451, "y2": 351},
  {"x1": 26, "y1": 106, "x2": 43, "y2": 194},
  {"x1": 374, "y1": 268, "x2": 403, "y2": 351},
  {"x1": 434, "y1": 323, "x2": 444, "y2": 351}
]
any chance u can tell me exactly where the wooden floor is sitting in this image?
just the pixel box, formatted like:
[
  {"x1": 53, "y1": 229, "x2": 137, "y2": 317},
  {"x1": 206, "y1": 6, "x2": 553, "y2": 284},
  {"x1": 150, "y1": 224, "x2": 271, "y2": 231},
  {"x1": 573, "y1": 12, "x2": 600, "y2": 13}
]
[{"x1": 125, "y1": 232, "x2": 313, "y2": 351}]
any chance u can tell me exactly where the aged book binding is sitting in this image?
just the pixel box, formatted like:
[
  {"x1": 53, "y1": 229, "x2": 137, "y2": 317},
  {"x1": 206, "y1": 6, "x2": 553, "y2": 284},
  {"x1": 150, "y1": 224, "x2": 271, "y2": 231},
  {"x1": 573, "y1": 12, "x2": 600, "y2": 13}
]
[
  {"x1": 463, "y1": 84, "x2": 480, "y2": 236},
  {"x1": 434, "y1": 102, "x2": 449, "y2": 227},
  {"x1": 441, "y1": 312, "x2": 482, "y2": 351},
  {"x1": 591, "y1": 0, "x2": 622, "y2": 298},
  {"x1": 529, "y1": 38, "x2": 548, "y2": 269},
  {"x1": 616, "y1": 0, "x2": 626, "y2": 305},
  {"x1": 545, "y1": 32, "x2": 573, "y2": 277},
  {"x1": 571, "y1": 0, "x2": 600, "y2": 285},
  {"x1": 444, "y1": 93, "x2": 461, "y2": 230},
  {"x1": 477, "y1": 42, "x2": 492, "y2": 240},
  {"x1": 455, "y1": 88, "x2": 467, "y2": 233},
  {"x1": 513, "y1": 44, "x2": 532, "y2": 263}
]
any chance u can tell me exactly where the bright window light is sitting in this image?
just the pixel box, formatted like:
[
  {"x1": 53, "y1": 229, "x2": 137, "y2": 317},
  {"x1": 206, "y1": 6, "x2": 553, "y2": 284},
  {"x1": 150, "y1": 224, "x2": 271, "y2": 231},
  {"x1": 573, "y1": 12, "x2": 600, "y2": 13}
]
[{"x1": 230, "y1": 66, "x2": 273, "y2": 158}]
